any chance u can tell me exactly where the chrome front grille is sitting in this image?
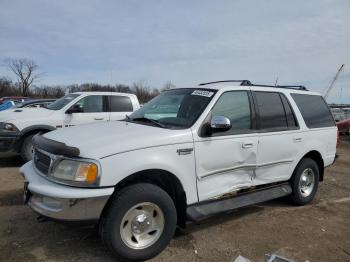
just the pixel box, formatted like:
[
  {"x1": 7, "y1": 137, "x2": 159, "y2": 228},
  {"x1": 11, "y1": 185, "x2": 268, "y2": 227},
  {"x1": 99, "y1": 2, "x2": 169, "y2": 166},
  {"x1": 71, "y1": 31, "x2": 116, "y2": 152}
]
[{"x1": 33, "y1": 149, "x2": 51, "y2": 175}]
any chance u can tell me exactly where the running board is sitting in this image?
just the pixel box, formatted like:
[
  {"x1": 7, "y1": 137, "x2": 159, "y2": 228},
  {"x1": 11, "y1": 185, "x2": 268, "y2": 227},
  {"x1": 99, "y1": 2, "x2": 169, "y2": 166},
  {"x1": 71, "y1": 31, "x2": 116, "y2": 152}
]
[{"x1": 187, "y1": 183, "x2": 292, "y2": 221}]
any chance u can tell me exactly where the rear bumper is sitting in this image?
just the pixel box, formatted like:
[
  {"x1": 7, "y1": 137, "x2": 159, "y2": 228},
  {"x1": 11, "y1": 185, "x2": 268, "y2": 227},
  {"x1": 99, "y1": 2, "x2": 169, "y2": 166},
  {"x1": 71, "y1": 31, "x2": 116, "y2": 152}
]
[
  {"x1": 20, "y1": 162, "x2": 114, "y2": 221},
  {"x1": 333, "y1": 154, "x2": 339, "y2": 165}
]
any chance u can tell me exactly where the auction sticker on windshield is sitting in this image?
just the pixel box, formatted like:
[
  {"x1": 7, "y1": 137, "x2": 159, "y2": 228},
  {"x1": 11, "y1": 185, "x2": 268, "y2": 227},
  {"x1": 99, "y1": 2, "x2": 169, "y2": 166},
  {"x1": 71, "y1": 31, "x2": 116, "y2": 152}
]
[{"x1": 191, "y1": 90, "x2": 214, "y2": 97}]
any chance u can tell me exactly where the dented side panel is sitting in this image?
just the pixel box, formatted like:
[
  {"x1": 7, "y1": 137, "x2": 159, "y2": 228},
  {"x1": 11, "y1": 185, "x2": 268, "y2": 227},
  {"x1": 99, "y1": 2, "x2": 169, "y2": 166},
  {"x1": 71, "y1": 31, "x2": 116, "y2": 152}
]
[{"x1": 194, "y1": 134, "x2": 258, "y2": 202}]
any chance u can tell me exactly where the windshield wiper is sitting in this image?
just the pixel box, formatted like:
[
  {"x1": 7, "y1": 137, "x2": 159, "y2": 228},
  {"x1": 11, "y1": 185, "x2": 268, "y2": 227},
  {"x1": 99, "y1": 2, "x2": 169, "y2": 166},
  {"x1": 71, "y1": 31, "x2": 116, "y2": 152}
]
[{"x1": 129, "y1": 117, "x2": 167, "y2": 128}]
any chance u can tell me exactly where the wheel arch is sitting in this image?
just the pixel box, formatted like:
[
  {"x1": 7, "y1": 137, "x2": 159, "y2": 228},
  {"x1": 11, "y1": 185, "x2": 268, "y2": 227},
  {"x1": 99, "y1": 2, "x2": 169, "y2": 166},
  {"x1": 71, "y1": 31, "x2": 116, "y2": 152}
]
[
  {"x1": 297, "y1": 150, "x2": 325, "y2": 181},
  {"x1": 17, "y1": 125, "x2": 56, "y2": 151},
  {"x1": 103, "y1": 169, "x2": 188, "y2": 228}
]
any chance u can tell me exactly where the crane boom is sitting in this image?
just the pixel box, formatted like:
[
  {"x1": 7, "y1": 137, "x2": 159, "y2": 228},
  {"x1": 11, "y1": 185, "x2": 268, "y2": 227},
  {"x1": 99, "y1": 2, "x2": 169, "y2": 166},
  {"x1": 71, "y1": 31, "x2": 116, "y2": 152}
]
[{"x1": 324, "y1": 64, "x2": 345, "y2": 100}]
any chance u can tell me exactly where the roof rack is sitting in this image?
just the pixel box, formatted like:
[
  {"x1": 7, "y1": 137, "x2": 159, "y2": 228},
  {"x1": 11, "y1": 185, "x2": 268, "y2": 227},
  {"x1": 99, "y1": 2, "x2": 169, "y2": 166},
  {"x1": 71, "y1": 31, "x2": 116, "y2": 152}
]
[
  {"x1": 199, "y1": 80, "x2": 252, "y2": 86},
  {"x1": 251, "y1": 84, "x2": 308, "y2": 91},
  {"x1": 198, "y1": 80, "x2": 308, "y2": 91}
]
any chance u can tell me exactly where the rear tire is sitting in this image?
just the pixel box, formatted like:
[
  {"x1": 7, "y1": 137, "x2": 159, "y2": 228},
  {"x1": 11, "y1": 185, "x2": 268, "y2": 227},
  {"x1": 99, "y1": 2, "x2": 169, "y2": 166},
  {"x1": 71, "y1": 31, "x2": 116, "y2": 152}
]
[
  {"x1": 20, "y1": 134, "x2": 36, "y2": 162},
  {"x1": 289, "y1": 158, "x2": 319, "y2": 205},
  {"x1": 100, "y1": 183, "x2": 177, "y2": 261}
]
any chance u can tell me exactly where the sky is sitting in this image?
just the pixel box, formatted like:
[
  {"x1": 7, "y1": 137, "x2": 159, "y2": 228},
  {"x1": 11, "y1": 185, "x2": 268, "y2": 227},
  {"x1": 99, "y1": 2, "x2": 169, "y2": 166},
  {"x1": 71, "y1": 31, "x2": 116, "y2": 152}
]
[{"x1": 0, "y1": 0, "x2": 349, "y2": 103}]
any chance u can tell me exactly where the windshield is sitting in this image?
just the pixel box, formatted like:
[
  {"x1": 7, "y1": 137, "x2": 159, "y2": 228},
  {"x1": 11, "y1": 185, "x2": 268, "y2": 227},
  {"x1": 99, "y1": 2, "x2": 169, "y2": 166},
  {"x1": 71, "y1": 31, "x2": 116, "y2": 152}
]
[
  {"x1": 129, "y1": 88, "x2": 216, "y2": 128},
  {"x1": 46, "y1": 94, "x2": 80, "y2": 110}
]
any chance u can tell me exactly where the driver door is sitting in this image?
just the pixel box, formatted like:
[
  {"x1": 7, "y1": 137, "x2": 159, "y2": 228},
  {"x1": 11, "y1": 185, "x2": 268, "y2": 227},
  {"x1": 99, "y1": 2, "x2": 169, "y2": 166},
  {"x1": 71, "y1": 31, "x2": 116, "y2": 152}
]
[
  {"x1": 64, "y1": 95, "x2": 109, "y2": 127},
  {"x1": 194, "y1": 90, "x2": 258, "y2": 201}
]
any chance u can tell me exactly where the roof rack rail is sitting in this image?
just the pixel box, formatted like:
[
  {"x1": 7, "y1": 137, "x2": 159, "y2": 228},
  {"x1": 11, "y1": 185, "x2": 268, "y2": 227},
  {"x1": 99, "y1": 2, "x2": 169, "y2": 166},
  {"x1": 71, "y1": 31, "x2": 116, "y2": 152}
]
[
  {"x1": 198, "y1": 80, "x2": 308, "y2": 91},
  {"x1": 199, "y1": 80, "x2": 252, "y2": 86},
  {"x1": 250, "y1": 84, "x2": 308, "y2": 91}
]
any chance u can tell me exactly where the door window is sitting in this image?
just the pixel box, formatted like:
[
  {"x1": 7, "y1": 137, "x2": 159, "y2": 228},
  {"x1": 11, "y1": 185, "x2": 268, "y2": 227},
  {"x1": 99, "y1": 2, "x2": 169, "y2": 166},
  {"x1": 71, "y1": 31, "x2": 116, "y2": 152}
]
[
  {"x1": 75, "y1": 95, "x2": 103, "y2": 113},
  {"x1": 254, "y1": 92, "x2": 288, "y2": 130},
  {"x1": 280, "y1": 94, "x2": 298, "y2": 128},
  {"x1": 211, "y1": 91, "x2": 252, "y2": 135},
  {"x1": 109, "y1": 96, "x2": 133, "y2": 112}
]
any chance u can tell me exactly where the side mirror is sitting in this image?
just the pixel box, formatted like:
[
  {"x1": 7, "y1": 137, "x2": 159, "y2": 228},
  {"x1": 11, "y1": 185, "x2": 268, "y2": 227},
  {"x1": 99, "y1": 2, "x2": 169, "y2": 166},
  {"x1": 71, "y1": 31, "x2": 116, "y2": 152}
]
[
  {"x1": 210, "y1": 116, "x2": 231, "y2": 132},
  {"x1": 66, "y1": 104, "x2": 82, "y2": 114}
]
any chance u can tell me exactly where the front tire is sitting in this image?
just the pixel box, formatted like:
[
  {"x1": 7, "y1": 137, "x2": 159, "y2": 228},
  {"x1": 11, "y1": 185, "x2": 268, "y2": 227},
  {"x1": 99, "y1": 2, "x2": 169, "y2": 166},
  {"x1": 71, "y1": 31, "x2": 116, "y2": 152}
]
[
  {"x1": 20, "y1": 134, "x2": 36, "y2": 162},
  {"x1": 290, "y1": 158, "x2": 319, "y2": 205},
  {"x1": 100, "y1": 183, "x2": 177, "y2": 261}
]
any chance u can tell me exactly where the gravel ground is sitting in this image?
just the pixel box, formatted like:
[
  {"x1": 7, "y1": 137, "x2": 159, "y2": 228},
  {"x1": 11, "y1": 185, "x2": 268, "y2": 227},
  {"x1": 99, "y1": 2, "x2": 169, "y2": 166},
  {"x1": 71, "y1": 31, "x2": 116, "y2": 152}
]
[{"x1": 0, "y1": 137, "x2": 349, "y2": 262}]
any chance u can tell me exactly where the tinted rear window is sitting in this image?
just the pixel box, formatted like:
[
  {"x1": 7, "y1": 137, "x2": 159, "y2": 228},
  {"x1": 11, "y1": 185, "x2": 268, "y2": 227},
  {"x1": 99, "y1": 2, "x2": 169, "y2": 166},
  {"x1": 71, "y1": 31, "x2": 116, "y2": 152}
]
[
  {"x1": 254, "y1": 92, "x2": 288, "y2": 130},
  {"x1": 110, "y1": 96, "x2": 133, "y2": 112},
  {"x1": 291, "y1": 94, "x2": 335, "y2": 128}
]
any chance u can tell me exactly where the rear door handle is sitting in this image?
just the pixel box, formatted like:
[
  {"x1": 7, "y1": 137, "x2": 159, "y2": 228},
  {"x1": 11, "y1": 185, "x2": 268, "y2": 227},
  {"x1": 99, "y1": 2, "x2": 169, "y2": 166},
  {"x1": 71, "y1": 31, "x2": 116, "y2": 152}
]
[
  {"x1": 293, "y1": 137, "x2": 302, "y2": 142},
  {"x1": 94, "y1": 118, "x2": 104, "y2": 120},
  {"x1": 242, "y1": 142, "x2": 254, "y2": 148}
]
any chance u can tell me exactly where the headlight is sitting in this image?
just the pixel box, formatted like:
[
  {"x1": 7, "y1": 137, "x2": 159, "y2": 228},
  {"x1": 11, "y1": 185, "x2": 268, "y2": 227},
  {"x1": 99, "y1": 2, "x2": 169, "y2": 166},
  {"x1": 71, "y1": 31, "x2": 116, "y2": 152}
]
[
  {"x1": 51, "y1": 159, "x2": 99, "y2": 186},
  {"x1": 0, "y1": 122, "x2": 18, "y2": 132}
]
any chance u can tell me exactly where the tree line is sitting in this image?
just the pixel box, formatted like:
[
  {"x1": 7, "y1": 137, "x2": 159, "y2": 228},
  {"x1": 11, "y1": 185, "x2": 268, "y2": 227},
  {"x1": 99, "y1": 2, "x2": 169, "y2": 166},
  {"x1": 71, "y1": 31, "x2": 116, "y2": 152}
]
[{"x1": 0, "y1": 58, "x2": 175, "y2": 103}]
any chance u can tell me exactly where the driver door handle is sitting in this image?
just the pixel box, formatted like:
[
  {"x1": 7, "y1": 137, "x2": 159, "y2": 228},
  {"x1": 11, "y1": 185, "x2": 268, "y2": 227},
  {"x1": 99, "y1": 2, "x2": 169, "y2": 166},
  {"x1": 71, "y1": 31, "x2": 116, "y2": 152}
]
[
  {"x1": 242, "y1": 142, "x2": 254, "y2": 149},
  {"x1": 293, "y1": 137, "x2": 302, "y2": 142},
  {"x1": 94, "y1": 118, "x2": 104, "y2": 120}
]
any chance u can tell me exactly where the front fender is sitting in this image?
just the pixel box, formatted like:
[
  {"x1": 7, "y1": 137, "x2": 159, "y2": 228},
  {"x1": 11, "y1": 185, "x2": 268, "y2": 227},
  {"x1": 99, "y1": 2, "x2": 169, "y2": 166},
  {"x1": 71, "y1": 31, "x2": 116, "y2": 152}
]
[{"x1": 99, "y1": 142, "x2": 198, "y2": 204}]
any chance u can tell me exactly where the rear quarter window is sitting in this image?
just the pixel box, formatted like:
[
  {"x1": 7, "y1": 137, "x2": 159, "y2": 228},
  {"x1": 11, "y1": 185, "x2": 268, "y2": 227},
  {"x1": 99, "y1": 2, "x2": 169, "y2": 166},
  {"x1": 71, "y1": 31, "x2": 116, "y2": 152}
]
[
  {"x1": 109, "y1": 96, "x2": 133, "y2": 112},
  {"x1": 291, "y1": 94, "x2": 335, "y2": 128}
]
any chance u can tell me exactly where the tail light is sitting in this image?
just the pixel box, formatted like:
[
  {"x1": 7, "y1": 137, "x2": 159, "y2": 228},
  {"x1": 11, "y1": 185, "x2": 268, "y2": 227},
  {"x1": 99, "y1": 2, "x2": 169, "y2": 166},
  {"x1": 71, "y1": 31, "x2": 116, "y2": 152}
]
[{"x1": 336, "y1": 128, "x2": 340, "y2": 148}]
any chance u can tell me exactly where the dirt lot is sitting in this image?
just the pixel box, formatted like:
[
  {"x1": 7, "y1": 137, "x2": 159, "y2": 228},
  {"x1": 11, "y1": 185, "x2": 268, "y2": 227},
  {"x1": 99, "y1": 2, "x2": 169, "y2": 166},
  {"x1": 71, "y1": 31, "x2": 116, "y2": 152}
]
[{"x1": 0, "y1": 138, "x2": 349, "y2": 262}]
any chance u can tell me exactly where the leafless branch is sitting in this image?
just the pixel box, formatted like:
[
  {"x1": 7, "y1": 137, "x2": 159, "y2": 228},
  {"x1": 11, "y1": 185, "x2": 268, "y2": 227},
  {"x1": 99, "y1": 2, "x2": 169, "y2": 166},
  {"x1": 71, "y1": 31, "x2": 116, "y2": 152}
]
[{"x1": 5, "y1": 58, "x2": 41, "y2": 96}]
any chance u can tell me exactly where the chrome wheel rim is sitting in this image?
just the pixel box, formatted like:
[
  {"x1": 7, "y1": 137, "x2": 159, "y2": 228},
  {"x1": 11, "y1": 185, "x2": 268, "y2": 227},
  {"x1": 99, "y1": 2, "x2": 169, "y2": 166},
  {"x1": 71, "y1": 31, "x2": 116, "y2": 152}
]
[
  {"x1": 120, "y1": 202, "x2": 165, "y2": 250},
  {"x1": 299, "y1": 168, "x2": 315, "y2": 197},
  {"x1": 30, "y1": 145, "x2": 34, "y2": 158}
]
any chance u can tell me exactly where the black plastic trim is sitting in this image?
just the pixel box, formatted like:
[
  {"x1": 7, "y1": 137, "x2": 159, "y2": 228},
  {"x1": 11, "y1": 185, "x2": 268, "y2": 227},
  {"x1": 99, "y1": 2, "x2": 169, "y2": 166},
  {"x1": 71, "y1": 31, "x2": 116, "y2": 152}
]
[
  {"x1": 32, "y1": 134, "x2": 80, "y2": 157},
  {"x1": 20, "y1": 125, "x2": 56, "y2": 136},
  {"x1": 251, "y1": 84, "x2": 308, "y2": 90},
  {"x1": 199, "y1": 80, "x2": 252, "y2": 86},
  {"x1": 198, "y1": 80, "x2": 308, "y2": 90},
  {"x1": 187, "y1": 182, "x2": 292, "y2": 221}
]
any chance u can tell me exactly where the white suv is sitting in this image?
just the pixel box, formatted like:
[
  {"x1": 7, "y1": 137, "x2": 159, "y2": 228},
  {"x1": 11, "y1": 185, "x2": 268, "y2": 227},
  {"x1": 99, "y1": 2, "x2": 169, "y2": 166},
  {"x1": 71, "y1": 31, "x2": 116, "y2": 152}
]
[
  {"x1": 0, "y1": 92, "x2": 139, "y2": 161},
  {"x1": 20, "y1": 80, "x2": 337, "y2": 261}
]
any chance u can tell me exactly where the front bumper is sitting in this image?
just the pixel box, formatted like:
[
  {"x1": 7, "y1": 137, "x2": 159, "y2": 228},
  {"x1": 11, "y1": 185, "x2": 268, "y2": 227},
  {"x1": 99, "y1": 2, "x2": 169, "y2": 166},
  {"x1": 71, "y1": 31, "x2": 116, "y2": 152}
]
[
  {"x1": 0, "y1": 133, "x2": 20, "y2": 156},
  {"x1": 20, "y1": 161, "x2": 114, "y2": 221}
]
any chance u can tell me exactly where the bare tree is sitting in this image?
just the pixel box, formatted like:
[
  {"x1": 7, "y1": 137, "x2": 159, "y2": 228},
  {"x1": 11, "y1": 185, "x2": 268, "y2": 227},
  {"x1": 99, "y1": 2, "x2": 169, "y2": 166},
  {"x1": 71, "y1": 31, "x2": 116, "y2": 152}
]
[
  {"x1": 132, "y1": 80, "x2": 153, "y2": 103},
  {"x1": 162, "y1": 80, "x2": 175, "y2": 91},
  {"x1": 6, "y1": 58, "x2": 42, "y2": 96},
  {"x1": 114, "y1": 84, "x2": 131, "y2": 93}
]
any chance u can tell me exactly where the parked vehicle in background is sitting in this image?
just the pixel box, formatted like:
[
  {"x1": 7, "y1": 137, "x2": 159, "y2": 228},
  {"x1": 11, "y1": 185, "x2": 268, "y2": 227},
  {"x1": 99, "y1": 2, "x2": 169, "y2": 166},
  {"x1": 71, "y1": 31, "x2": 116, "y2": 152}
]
[
  {"x1": 0, "y1": 96, "x2": 29, "y2": 104},
  {"x1": 0, "y1": 96, "x2": 30, "y2": 111},
  {"x1": 331, "y1": 108, "x2": 346, "y2": 122},
  {"x1": 20, "y1": 80, "x2": 337, "y2": 261},
  {"x1": 0, "y1": 92, "x2": 140, "y2": 161},
  {"x1": 16, "y1": 99, "x2": 56, "y2": 109},
  {"x1": 337, "y1": 118, "x2": 350, "y2": 135},
  {"x1": 0, "y1": 100, "x2": 15, "y2": 111},
  {"x1": 343, "y1": 108, "x2": 350, "y2": 119}
]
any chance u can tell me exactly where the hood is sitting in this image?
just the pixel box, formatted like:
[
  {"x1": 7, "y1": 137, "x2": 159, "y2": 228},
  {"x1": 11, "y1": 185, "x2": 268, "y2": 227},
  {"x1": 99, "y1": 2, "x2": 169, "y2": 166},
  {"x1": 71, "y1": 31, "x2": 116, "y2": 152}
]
[
  {"x1": 43, "y1": 121, "x2": 193, "y2": 159},
  {"x1": 0, "y1": 107, "x2": 54, "y2": 122}
]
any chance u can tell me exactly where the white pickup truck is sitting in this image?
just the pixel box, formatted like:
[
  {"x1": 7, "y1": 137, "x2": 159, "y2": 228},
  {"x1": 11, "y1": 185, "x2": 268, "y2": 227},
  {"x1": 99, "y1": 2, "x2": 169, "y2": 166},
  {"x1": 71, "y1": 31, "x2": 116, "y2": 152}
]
[
  {"x1": 20, "y1": 81, "x2": 337, "y2": 261},
  {"x1": 0, "y1": 92, "x2": 139, "y2": 161}
]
